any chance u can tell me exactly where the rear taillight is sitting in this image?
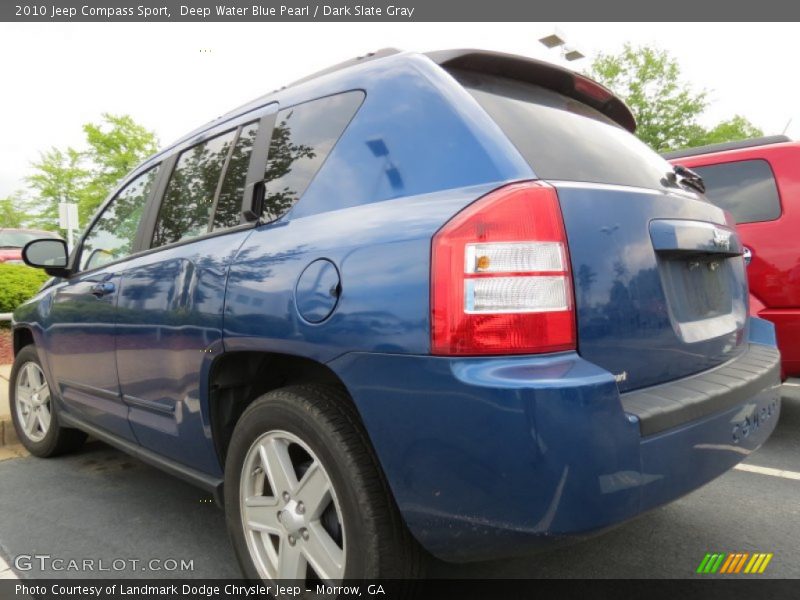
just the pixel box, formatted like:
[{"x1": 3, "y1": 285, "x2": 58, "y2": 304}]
[{"x1": 431, "y1": 181, "x2": 576, "y2": 356}]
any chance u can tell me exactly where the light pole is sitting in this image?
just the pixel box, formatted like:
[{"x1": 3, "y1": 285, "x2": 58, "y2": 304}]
[
  {"x1": 538, "y1": 29, "x2": 586, "y2": 63},
  {"x1": 58, "y1": 200, "x2": 78, "y2": 251}
]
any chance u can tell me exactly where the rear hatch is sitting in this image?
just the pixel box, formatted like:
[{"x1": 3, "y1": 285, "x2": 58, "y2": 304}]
[{"x1": 455, "y1": 70, "x2": 749, "y2": 392}]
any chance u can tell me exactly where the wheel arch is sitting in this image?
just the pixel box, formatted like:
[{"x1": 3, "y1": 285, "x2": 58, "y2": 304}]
[
  {"x1": 207, "y1": 350, "x2": 365, "y2": 471},
  {"x1": 12, "y1": 326, "x2": 35, "y2": 357}
]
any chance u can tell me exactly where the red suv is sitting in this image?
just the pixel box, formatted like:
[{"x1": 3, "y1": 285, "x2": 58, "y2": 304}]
[
  {"x1": 666, "y1": 135, "x2": 800, "y2": 380},
  {"x1": 0, "y1": 228, "x2": 59, "y2": 264}
]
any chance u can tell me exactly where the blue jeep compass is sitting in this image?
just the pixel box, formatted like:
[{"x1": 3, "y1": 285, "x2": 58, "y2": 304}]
[{"x1": 11, "y1": 49, "x2": 781, "y2": 582}]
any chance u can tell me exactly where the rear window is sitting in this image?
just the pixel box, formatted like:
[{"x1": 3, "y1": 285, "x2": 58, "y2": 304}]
[
  {"x1": 691, "y1": 159, "x2": 781, "y2": 224},
  {"x1": 455, "y1": 70, "x2": 673, "y2": 191}
]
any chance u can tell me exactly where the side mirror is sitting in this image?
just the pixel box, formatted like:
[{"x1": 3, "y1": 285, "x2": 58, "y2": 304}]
[{"x1": 22, "y1": 238, "x2": 71, "y2": 278}]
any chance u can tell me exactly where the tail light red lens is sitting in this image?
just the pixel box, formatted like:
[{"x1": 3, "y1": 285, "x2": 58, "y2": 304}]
[{"x1": 431, "y1": 181, "x2": 576, "y2": 355}]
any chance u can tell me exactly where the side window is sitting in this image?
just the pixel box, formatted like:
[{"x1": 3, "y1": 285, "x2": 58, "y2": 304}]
[
  {"x1": 692, "y1": 159, "x2": 781, "y2": 224},
  {"x1": 213, "y1": 121, "x2": 259, "y2": 230},
  {"x1": 262, "y1": 91, "x2": 364, "y2": 221},
  {"x1": 80, "y1": 166, "x2": 159, "y2": 271},
  {"x1": 153, "y1": 129, "x2": 237, "y2": 248}
]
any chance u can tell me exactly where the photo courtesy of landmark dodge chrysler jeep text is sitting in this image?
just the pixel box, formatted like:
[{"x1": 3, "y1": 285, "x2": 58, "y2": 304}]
[{"x1": 11, "y1": 49, "x2": 781, "y2": 583}]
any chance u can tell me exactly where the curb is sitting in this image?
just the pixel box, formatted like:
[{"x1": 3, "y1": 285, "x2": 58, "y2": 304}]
[
  {"x1": 0, "y1": 419, "x2": 19, "y2": 448},
  {"x1": 0, "y1": 365, "x2": 14, "y2": 448}
]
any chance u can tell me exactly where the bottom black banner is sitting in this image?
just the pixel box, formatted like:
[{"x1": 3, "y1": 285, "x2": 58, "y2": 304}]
[{"x1": 1, "y1": 579, "x2": 797, "y2": 600}]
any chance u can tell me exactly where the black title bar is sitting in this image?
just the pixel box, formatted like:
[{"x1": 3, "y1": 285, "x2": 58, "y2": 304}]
[{"x1": 3, "y1": 0, "x2": 800, "y2": 21}]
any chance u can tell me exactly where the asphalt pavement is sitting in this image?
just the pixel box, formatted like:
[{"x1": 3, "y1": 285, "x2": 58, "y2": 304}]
[{"x1": 0, "y1": 386, "x2": 798, "y2": 580}]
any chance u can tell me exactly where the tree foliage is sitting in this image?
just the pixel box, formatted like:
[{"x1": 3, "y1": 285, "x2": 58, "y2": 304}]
[
  {"x1": 6, "y1": 113, "x2": 158, "y2": 235},
  {"x1": 78, "y1": 114, "x2": 159, "y2": 223},
  {"x1": 691, "y1": 115, "x2": 765, "y2": 148},
  {"x1": 0, "y1": 192, "x2": 27, "y2": 228},
  {"x1": 588, "y1": 44, "x2": 763, "y2": 152},
  {"x1": 25, "y1": 147, "x2": 86, "y2": 231}
]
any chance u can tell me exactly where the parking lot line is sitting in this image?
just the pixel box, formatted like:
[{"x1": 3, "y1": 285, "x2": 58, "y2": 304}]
[{"x1": 735, "y1": 463, "x2": 800, "y2": 481}]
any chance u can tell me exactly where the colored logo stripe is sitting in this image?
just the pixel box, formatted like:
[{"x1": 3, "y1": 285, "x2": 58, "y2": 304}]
[
  {"x1": 697, "y1": 553, "x2": 726, "y2": 573},
  {"x1": 745, "y1": 553, "x2": 774, "y2": 574},
  {"x1": 719, "y1": 554, "x2": 736, "y2": 573},
  {"x1": 698, "y1": 552, "x2": 773, "y2": 574}
]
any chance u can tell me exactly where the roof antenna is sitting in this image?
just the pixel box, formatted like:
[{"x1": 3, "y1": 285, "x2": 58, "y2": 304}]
[{"x1": 781, "y1": 118, "x2": 792, "y2": 135}]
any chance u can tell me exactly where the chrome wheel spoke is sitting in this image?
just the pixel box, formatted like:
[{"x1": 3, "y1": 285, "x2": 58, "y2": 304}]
[
  {"x1": 259, "y1": 532, "x2": 280, "y2": 575},
  {"x1": 304, "y1": 521, "x2": 345, "y2": 582},
  {"x1": 243, "y1": 496, "x2": 282, "y2": 534},
  {"x1": 277, "y1": 539, "x2": 306, "y2": 579},
  {"x1": 23, "y1": 407, "x2": 38, "y2": 435},
  {"x1": 295, "y1": 462, "x2": 331, "y2": 519},
  {"x1": 16, "y1": 390, "x2": 32, "y2": 408},
  {"x1": 260, "y1": 438, "x2": 298, "y2": 497},
  {"x1": 25, "y1": 363, "x2": 41, "y2": 388},
  {"x1": 36, "y1": 405, "x2": 51, "y2": 435}
]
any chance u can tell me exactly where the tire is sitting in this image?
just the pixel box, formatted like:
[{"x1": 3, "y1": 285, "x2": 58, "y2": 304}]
[
  {"x1": 9, "y1": 344, "x2": 87, "y2": 457},
  {"x1": 224, "y1": 383, "x2": 425, "y2": 584}
]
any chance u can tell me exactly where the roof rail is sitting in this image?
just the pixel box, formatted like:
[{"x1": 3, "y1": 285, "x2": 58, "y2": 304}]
[
  {"x1": 426, "y1": 49, "x2": 636, "y2": 132},
  {"x1": 662, "y1": 135, "x2": 792, "y2": 159},
  {"x1": 287, "y1": 48, "x2": 401, "y2": 88}
]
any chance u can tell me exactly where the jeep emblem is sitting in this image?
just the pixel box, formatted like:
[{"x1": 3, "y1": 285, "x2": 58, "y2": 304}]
[{"x1": 712, "y1": 228, "x2": 731, "y2": 251}]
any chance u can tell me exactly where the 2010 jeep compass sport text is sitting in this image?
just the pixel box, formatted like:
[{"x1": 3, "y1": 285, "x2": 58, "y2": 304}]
[{"x1": 11, "y1": 49, "x2": 781, "y2": 581}]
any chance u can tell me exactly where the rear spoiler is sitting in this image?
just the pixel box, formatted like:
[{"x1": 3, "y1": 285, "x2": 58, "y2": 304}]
[{"x1": 426, "y1": 49, "x2": 637, "y2": 133}]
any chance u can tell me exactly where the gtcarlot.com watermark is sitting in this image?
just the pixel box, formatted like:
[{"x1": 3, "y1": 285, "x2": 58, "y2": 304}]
[{"x1": 14, "y1": 554, "x2": 194, "y2": 573}]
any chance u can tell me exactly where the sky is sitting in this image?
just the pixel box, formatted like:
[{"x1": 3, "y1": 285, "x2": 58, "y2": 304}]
[{"x1": 1, "y1": 22, "x2": 799, "y2": 199}]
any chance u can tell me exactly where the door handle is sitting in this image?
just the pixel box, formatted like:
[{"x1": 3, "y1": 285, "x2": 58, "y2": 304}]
[
  {"x1": 90, "y1": 282, "x2": 115, "y2": 297},
  {"x1": 742, "y1": 247, "x2": 752, "y2": 266}
]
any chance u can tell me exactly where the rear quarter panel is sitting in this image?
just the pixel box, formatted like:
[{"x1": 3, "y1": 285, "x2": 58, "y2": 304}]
[{"x1": 224, "y1": 54, "x2": 532, "y2": 357}]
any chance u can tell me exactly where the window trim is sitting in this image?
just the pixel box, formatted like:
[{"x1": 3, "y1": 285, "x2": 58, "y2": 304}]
[
  {"x1": 150, "y1": 125, "x2": 240, "y2": 248},
  {"x1": 207, "y1": 125, "x2": 243, "y2": 232},
  {"x1": 241, "y1": 110, "x2": 278, "y2": 222},
  {"x1": 72, "y1": 163, "x2": 163, "y2": 276},
  {"x1": 142, "y1": 104, "x2": 279, "y2": 253},
  {"x1": 66, "y1": 104, "x2": 280, "y2": 277}
]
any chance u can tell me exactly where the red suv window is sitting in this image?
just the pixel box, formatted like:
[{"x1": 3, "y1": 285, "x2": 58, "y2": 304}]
[{"x1": 692, "y1": 159, "x2": 781, "y2": 224}]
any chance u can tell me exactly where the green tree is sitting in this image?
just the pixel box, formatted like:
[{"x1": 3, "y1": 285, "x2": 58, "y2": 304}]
[
  {"x1": 691, "y1": 115, "x2": 764, "y2": 147},
  {"x1": 0, "y1": 192, "x2": 26, "y2": 228},
  {"x1": 25, "y1": 147, "x2": 86, "y2": 231},
  {"x1": 588, "y1": 44, "x2": 763, "y2": 152},
  {"x1": 78, "y1": 113, "x2": 159, "y2": 223},
  {"x1": 18, "y1": 113, "x2": 158, "y2": 235}
]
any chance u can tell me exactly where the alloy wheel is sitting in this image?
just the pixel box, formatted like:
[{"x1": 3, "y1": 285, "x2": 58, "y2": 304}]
[
  {"x1": 240, "y1": 430, "x2": 346, "y2": 582},
  {"x1": 15, "y1": 362, "x2": 52, "y2": 443}
]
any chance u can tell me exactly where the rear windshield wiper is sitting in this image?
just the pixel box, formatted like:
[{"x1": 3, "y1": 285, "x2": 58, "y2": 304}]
[{"x1": 671, "y1": 164, "x2": 706, "y2": 194}]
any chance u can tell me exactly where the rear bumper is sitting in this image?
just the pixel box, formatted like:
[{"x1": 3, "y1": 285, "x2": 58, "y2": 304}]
[
  {"x1": 621, "y1": 343, "x2": 780, "y2": 437},
  {"x1": 328, "y1": 329, "x2": 781, "y2": 563},
  {"x1": 757, "y1": 307, "x2": 800, "y2": 378}
]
